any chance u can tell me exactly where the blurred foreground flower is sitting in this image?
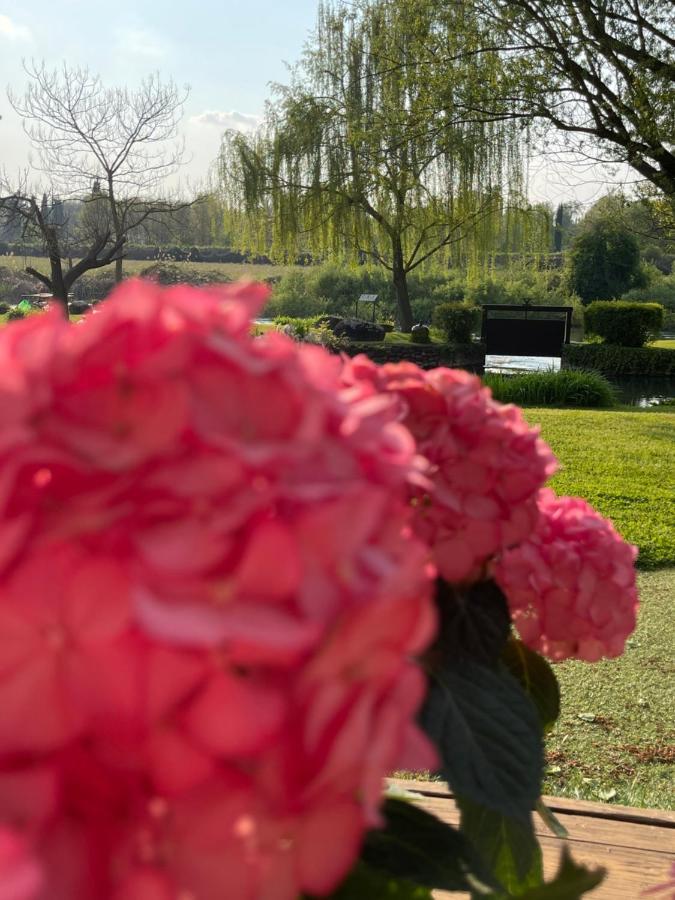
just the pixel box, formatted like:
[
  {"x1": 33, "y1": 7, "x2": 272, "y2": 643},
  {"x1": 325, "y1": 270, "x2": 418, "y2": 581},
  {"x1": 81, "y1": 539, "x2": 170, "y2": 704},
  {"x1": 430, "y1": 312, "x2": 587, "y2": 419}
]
[{"x1": 0, "y1": 281, "x2": 435, "y2": 899}]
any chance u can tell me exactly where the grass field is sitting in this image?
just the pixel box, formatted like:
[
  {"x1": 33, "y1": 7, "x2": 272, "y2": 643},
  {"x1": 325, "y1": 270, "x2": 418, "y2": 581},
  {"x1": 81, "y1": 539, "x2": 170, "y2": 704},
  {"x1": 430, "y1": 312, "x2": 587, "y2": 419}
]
[
  {"x1": 650, "y1": 338, "x2": 675, "y2": 349},
  {"x1": 543, "y1": 567, "x2": 674, "y2": 809},
  {"x1": 514, "y1": 409, "x2": 674, "y2": 807},
  {"x1": 0, "y1": 255, "x2": 292, "y2": 282},
  {"x1": 401, "y1": 407, "x2": 675, "y2": 808},
  {"x1": 526, "y1": 407, "x2": 675, "y2": 570}
]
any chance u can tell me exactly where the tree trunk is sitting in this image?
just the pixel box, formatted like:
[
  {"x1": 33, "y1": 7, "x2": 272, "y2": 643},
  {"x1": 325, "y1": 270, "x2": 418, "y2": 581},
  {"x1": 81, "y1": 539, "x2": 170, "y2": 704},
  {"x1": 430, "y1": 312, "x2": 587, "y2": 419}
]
[
  {"x1": 45, "y1": 229, "x2": 69, "y2": 319},
  {"x1": 49, "y1": 256, "x2": 69, "y2": 318},
  {"x1": 108, "y1": 179, "x2": 124, "y2": 284},
  {"x1": 392, "y1": 240, "x2": 413, "y2": 332}
]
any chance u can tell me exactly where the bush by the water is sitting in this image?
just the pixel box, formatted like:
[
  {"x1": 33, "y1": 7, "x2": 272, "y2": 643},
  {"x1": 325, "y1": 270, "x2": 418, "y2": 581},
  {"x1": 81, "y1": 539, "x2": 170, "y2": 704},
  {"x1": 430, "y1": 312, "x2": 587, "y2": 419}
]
[
  {"x1": 483, "y1": 369, "x2": 615, "y2": 408},
  {"x1": 584, "y1": 301, "x2": 664, "y2": 347},
  {"x1": 562, "y1": 342, "x2": 675, "y2": 376},
  {"x1": 6, "y1": 307, "x2": 26, "y2": 321},
  {"x1": 432, "y1": 303, "x2": 479, "y2": 342}
]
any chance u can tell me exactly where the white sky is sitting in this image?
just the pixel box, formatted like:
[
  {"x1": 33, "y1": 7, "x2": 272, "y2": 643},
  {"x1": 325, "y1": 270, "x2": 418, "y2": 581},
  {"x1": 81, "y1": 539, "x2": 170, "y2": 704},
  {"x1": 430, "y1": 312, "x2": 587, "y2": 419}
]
[{"x1": 1, "y1": 3, "x2": 634, "y2": 212}]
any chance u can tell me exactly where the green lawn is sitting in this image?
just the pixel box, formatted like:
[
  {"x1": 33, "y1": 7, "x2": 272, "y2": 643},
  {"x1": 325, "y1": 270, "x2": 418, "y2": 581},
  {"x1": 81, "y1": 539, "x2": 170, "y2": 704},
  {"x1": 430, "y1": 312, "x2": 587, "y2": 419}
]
[
  {"x1": 526, "y1": 407, "x2": 675, "y2": 570},
  {"x1": 650, "y1": 338, "x2": 675, "y2": 349},
  {"x1": 530, "y1": 408, "x2": 675, "y2": 807},
  {"x1": 543, "y1": 568, "x2": 674, "y2": 809}
]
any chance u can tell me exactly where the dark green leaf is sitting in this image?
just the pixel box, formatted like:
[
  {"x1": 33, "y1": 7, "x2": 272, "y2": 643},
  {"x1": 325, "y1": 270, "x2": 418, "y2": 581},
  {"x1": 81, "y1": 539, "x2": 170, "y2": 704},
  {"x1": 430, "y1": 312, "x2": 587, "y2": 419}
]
[
  {"x1": 429, "y1": 578, "x2": 512, "y2": 667},
  {"x1": 420, "y1": 661, "x2": 544, "y2": 821},
  {"x1": 498, "y1": 847, "x2": 606, "y2": 899},
  {"x1": 459, "y1": 797, "x2": 543, "y2": 897},
  {"x1": 363, "y1": 797, "x2": 499, "y2": 895},
  {"x1": 501, "y1": 638, "x2": 561, "y2": 733},
  {"x1": 310, "y1": 862, "x2": 433, "y2": 899}
]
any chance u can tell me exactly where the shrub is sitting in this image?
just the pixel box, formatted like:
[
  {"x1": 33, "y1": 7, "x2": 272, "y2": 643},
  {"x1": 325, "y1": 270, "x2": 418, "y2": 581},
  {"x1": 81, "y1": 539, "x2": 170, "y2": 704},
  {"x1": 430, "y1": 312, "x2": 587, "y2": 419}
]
[
  {"x1": 584, "y1": 301, "x2": 664, "y2": 347},
  {"x1": 6, "y1": 308, "x2": 26, "y2": 321},
  {"x1": 432, "y1": 303, "x2": 479, "y2": 343},
  {"x1": 272, "y1": 315, "x2": 322, "y2": 338},
  {"x1": 562, "y1": 343, "x2": 675, "y2": 376},
  {"x1": 483, "y1": 369, "x2": 615, "y2": 408},
  {"x1": 410, "y1": 324, "x2": 431, "y2": 343}
]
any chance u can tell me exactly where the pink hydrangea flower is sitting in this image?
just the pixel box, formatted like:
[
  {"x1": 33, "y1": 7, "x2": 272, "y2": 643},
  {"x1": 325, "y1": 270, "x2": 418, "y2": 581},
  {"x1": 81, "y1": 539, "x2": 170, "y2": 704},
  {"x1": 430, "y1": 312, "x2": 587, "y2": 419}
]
[
  {"x1": 342, "y1": 357, "x2": 557, "y2": 583},
  {"x1": 0, "y1": 281, "x2": 436, "y2": 899},
  {"x1": 0, "y1": 828, "x2": 43, "y2": 900},
  {"x1": 494, "y1": 489, "x2": 639, "y2": 661}
]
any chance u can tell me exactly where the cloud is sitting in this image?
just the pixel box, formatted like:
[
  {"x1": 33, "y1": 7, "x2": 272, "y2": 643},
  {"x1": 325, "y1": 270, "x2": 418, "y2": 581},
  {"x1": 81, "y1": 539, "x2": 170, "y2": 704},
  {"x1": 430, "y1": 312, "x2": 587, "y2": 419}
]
[
  {"x1": 0, "y1": 14, "x2": 32, "y2": 41},
  {"x1": 114, "y1": 26, "x2": 167, "y2": 59},
  {"x1": 191, "y1": 110, "x2": 262, "y2": 132}
]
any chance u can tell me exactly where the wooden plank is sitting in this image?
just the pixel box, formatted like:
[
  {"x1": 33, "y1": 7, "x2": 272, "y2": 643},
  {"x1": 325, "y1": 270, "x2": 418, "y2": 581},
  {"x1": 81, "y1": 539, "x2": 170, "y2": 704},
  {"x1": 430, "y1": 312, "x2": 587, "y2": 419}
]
[
  {"x1": 388, "y1": 778, "x2": 675, "y2": 827},
  {"x1": 412, "y1": 795, "x2": 675, "y2": 854},
  {"x1": 386, "y1": 780, "x2": 675, "y2": 899}
]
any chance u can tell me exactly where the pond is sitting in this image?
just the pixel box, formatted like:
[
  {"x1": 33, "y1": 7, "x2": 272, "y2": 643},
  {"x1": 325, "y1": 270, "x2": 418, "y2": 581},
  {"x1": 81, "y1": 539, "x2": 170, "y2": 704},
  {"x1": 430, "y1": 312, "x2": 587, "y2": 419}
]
[{"x1": 485, "y1": 355, "x2": 675, "y2": 407}]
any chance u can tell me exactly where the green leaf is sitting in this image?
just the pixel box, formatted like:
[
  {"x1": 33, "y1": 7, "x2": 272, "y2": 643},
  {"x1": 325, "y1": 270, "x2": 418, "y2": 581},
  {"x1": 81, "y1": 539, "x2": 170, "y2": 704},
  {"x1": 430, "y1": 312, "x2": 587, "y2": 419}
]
[
  {"x1": 420, "y1": 661, "x2": 544, "y2": 822},
  {"x1": 459, "y1": 798, "x2": 543, "y2": 897},
  {"x1": 535, "y1": 799, "x2": 568, "y2": 839},
  {"x1": 497, "y1": 847, "x2": 606, "y2": 899},
  {"x1": 363, "y1": 798, "x2": 499, "y2": 895},
  {"x1": 312, "y1": 862, "x2": 433, "y2": 899},
  {"x1": 430, "y1": 578, "x2": 512, "y2": 667},
  {"x1": 501, "y1": 638, "x2": 561, "y2": 733}
]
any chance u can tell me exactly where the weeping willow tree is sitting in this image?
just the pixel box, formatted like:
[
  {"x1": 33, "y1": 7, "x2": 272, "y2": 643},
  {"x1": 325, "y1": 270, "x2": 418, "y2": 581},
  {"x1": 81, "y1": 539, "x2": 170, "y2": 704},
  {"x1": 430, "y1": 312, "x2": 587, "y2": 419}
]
[{"x1": 220, "y1": 0, "x2": 533, "y2": 330}]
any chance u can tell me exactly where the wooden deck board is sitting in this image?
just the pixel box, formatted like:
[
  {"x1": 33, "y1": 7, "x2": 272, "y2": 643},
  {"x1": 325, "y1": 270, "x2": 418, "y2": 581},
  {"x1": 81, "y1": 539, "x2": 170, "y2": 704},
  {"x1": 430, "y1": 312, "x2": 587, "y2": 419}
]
[{"x1": 387, "y1": 779, "x2": 675, "y2": 899}]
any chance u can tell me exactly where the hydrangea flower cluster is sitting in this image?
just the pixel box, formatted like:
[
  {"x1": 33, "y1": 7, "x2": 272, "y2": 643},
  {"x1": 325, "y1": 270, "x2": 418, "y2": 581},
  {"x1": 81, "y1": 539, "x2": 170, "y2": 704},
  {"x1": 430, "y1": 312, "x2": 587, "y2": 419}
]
[
  {"x1": 342, "y1": 357, "x2": 558, "y2": 583},
  {"x1": 494, "y1": 489, "x2": 639, "y2": 662},
  {"x1": 0, "y1": 282, "x2": 436, "y2": 899},
  {"x1": 0, "y1": 280, "x2": 641, "y2": 898}
]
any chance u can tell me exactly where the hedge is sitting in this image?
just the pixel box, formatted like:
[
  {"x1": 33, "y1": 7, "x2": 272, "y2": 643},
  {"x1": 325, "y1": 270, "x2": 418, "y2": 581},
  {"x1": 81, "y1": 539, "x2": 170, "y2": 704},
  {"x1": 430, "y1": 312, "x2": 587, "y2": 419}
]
[
  {"x1": 562, "y1": 343, "x2": 675, "y2": 376},
  {"x1": 584, "y1": 301, "x2": 664, "y2": 347}
]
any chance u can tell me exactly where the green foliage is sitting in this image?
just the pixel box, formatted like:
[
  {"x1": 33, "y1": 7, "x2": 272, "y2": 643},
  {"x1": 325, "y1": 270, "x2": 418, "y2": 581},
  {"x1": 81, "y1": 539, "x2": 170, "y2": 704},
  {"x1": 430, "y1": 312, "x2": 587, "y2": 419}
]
[
  {"x1": 501, "y1": 639, "x2": 560, "y2": 733},
  {"x1": 362, "y1": 799, "x2": 498, "y2": 895},
  {"x1": 432, "y1": 303, "x2": 479, "y2": 343},
  {"x1": 458, "y1": 800, "x2": 543, "y2": 896},
  {"x1": 272, "y1": 315, "x2": 322, "y2": 338},
  {"x1": 482, "y1": 370, "x2": 616, "y2": 408},
  {"x1": 6, "y1": 307, "x2": 26, "y2": 320},
  {"x1": 422, "y1": 661, "x2": 543, "y2": 821},
  {"x1": 562, "y1": 343, "x2": 675, "y2": 376},
  {"x1": 623, "y1": 272, "x2": 675, "y2": 329},
  {"x1": 584, "y1": 301, "x2": 664, "y2": 347},
  {"x1": 495, "y1": 848, "x2": 605, "y2": 899},
  {"x1": 569, "y1": 219, "x2": 643, "y2": 303},
  {"x1": 317, "y1": 862, "x2": 432, "y2": 899},
  {"x1": 220, "y1": 0, "x2": 538, "y2": 329}
]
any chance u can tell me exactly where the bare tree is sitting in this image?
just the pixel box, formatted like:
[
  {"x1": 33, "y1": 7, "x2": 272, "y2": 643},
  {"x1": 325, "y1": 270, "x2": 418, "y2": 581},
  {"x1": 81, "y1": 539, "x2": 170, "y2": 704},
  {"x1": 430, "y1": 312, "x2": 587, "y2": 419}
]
[
  {"x1": 0, "y1": 172, "x2": 125, "y2": 317},
  {"x1": 9, "y1": 63, "x2": 191, "y2": 281},
  {"x1": 474, "y1": 0, "x2": 675, "y2": 197}
]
